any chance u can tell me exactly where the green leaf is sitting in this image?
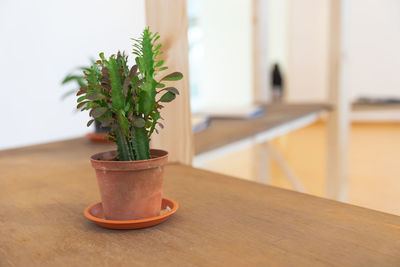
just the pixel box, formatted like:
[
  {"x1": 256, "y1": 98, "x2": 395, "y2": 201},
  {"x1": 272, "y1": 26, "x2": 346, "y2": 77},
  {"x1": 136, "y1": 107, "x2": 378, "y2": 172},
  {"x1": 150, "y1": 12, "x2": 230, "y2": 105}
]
[
  {"x1": 152, "y1": 35, "x2": 160, "y2": 44},
  {"x1": 155, "y1": 83, "x2": 165, "y2": 88},
  {"x1": 160, "y1": 72, "x2": 183, "y2": 81},
  {"x1": 159, "y1": 91, "x2": 176, "y2": 102},
  {"x1": 154, "y1": 43, "x2": 162, "y2": 51},
  {"x1": 61, "y1": 89, "x2": 77, "y2": 100},
  {"x1": 157, "y1": 66, "x2": 168, "y2": 72},
  {"x1": 149, "y1": 111, "x2": 160, "y2": 136},
  {"x1": 133, "y1": 118, "x2": 146, "y2": 128},
  {"x1": 62, "y1": 75, "x2": 84, "y2": 85},
  {"x1": 151, "y1": 31, "x2": 159, "y2": 40},
  {"x1": 77, "y1": 95, "x2": 86, "y2": 103},
  {"x1": 155, "y1": 60, "x2": 164, "y2": 68}
]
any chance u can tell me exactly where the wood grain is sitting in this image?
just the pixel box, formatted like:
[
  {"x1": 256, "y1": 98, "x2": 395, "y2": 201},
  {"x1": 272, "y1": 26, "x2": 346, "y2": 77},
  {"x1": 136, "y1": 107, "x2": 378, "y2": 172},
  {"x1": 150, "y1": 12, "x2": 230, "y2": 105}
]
[
  {"x1": 195, "y1": 103, "x2": 330, "y2": 154},
  {"x1": 145, "y1": 0, "x2": 194, "y2": 164},
  {"x1": 1, "y1": 138, "x2": 399, "y2": 266}
]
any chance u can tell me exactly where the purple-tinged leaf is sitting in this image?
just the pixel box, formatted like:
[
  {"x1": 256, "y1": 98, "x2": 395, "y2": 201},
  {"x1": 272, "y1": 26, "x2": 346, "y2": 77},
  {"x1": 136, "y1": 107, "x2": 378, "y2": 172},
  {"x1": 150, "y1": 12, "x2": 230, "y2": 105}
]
[
  {"x1": 76, "y1": 101, "x2": 88, "y2": 109},
  {"x1": 133, "y1": 118, "x2": 146, "y2": 128},
  {"x1": 159, "y1": 91, "x2": 176, "y2": 102},
  {"x1": 101, "y1": 117, "x2": 114, "y2": 127},
  {"x1": 160, "y1": 72, "x2": 183, "y2": 81},
  {"x1": 92, "y1": 107, "x2": 108, "y2": 118},
  {"x1": 159, "y1": 87, "x2": 179, "y2": 95},
  {"x1": 86, "y1": 93, "x2": 106, "y2": 101},
  {"x1": 87, "y1": 119, "x2": 94, "y2": 127}
]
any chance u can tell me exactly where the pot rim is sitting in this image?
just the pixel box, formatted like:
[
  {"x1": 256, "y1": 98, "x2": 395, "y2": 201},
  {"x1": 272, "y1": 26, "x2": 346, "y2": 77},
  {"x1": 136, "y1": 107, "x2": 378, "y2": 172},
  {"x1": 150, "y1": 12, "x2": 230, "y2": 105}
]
[
  {"x1": 90, "y1": 149, "x2": 168, "y2": 163},
  {"x1": 90, "y1": 149, "x2": 168, "y2": 171}
]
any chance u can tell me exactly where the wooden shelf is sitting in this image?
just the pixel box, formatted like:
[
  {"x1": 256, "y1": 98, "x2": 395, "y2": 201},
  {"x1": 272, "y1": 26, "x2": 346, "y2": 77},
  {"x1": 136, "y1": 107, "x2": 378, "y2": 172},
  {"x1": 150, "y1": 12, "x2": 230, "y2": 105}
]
[{"x1": 194, "y1": 103, "x2": 330, "y2": 155}]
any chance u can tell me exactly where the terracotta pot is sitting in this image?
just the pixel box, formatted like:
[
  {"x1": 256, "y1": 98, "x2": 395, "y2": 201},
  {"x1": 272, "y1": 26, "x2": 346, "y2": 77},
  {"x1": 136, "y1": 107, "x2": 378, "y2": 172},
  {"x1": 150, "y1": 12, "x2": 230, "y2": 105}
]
[{"x1": 90, "y1": 149, "x2": 168, "y2": 220}]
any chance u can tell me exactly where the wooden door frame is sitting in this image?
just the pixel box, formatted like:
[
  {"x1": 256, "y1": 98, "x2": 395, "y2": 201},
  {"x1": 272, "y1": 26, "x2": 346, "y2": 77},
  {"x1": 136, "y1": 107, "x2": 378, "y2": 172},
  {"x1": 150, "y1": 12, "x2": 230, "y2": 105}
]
[{"x1": 145, "y1": 0, "x2": 194, "y2": 165}]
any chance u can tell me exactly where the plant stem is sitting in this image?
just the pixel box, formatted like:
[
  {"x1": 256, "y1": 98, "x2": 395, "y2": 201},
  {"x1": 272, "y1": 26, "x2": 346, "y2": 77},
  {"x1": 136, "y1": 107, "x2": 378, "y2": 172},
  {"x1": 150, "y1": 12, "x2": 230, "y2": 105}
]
[
  {"x1": 132, "y1": 127, "x2": 150, "y2": 160},
  {"x1": 115, "y1": 126, "x2": 134, "y2": 161}
]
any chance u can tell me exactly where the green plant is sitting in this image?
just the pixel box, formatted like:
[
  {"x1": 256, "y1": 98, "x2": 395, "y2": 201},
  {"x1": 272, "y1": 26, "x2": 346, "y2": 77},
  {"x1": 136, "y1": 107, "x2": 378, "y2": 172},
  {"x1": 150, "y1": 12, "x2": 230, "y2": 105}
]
[
  {"x1": 61, "y1": 63, "x2": 91, "y2": 100},
  {"x1": 75, "y1": 28, "x2": 183, "y2": 161}
]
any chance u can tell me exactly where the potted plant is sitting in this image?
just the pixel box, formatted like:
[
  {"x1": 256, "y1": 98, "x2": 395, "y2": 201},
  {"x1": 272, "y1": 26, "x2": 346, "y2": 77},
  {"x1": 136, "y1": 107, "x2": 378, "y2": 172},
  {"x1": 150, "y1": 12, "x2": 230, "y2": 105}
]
[
  {"x1": 77, "y1": 28, "x2": 182, "y2": 220},
  {"x1": 61, "y1": 63, "x2": 112, "y2": 140}
]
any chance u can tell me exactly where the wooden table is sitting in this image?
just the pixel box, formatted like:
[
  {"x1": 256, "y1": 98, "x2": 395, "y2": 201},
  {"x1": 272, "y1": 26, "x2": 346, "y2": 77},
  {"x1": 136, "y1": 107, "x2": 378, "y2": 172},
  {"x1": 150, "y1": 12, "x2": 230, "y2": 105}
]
[{"x1": 1, "y1": 139, "x2": 399, "y2": 266}]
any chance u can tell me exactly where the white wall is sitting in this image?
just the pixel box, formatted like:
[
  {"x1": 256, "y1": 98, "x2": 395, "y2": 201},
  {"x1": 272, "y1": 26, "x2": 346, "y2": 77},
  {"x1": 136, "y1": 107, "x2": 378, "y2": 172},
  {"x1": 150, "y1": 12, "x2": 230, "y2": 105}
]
[
  {"x1": 0, "y1": 0, "x2": 145, "y2": 150},
  {"x1": 286, "y1": 0, "x2": 330, "y2": 102},
  {"x1": 348, "y1": 0, "x2": 400, "y2": 100},
  {"x1": 196, "y1": 0, "x2": 253, "y2": 109},
  {"x1": 268, "y1": 0, "x2": 289, "y2": 75},
  {"x1": 284, "y1": 0, "x2": 400, "y2": 104}
]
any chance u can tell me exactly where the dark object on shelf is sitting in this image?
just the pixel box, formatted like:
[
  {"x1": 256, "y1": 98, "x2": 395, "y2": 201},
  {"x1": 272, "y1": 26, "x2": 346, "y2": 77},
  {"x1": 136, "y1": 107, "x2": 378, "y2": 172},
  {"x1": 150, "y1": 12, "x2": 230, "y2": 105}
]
[{"x1": 271, "y1": 63, "x2": 284, "y2": 102}]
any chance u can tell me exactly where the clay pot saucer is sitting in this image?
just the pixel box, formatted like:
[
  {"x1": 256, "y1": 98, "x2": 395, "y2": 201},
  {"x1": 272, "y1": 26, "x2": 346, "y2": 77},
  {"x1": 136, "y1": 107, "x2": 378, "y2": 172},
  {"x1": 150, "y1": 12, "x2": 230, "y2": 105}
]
[
  {"x1": 86, "y1": 133, "x2": 112, "y2": 143},
  {"x1": 84, "y1": 197, "x2": 178, "y2": 230}
]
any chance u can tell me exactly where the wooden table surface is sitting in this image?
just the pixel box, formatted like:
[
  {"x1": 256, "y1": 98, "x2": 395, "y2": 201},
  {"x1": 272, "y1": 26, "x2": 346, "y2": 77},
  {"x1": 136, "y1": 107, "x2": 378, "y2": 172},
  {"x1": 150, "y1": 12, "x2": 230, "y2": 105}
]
[
  {"x1": 1, "y1": 138, "x2": 399, "y2": 266},
  {"x1": 194, "y1": 103, "x2": 329, "y2": 155}
]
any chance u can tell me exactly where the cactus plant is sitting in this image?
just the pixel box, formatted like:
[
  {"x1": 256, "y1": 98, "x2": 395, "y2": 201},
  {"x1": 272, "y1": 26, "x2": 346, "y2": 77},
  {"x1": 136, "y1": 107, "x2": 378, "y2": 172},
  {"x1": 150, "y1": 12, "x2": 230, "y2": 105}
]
[{"x1": 76, "y1": 28, "x2": 183, "y2": 161}]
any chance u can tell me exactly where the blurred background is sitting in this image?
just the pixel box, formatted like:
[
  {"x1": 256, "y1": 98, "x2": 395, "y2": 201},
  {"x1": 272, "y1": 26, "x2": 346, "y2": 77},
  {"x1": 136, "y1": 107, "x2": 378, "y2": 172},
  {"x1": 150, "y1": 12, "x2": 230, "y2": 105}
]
[{"x1": 1, "y1": 0, "x2": 399, "y2": 215}]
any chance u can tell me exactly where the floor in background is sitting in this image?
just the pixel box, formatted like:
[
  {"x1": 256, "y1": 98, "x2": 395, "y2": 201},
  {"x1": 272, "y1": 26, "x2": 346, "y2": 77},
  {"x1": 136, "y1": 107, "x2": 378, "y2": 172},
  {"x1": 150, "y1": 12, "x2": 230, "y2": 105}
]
[{"x1": 201, "y1": 121, "x2": 400, "y2": 216}]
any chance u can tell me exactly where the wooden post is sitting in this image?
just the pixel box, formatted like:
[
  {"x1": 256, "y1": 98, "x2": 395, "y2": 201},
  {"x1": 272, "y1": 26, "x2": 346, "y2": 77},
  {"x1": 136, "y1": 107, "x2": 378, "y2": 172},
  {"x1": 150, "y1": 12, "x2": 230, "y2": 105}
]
[
  {"x1": 326, "y1": 0, "x2": 350, "y2": 201},
  {"x1": 145, "y1": 0, "x2": 194, "y2": 164},
  {"x1": 252, "y1": 0, "x2": 270, "y2": 104}
]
